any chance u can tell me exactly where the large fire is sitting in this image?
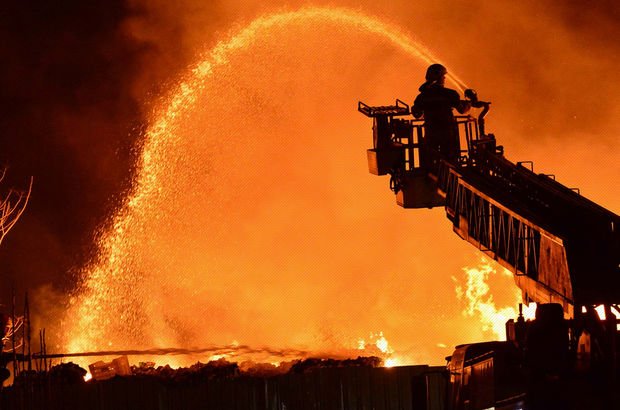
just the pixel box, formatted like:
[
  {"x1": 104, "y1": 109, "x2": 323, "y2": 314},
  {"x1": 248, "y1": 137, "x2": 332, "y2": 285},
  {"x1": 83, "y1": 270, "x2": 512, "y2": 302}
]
[
  {"x1": 62, "y1": 6, "x2": 531, "y2": 370},
  {"x1": 456, "y1": 260, "x2": 537, "y2": 339}
]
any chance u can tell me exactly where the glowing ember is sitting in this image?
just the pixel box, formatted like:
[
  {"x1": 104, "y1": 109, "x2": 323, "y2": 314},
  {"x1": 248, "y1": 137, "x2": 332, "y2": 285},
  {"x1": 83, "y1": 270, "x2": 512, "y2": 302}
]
[
  {"x1": 375, "y1": 332, "x2": 389, "y2": 354},
  {"x1": 384, "y1": 358, "x2": 399, "y2": 368},
  {"x1": 355, "y1": 331, "x2": 401, "y2": 367},
  {"x1": 208, "y1": 354, "x2": 229, "y2": 361}
]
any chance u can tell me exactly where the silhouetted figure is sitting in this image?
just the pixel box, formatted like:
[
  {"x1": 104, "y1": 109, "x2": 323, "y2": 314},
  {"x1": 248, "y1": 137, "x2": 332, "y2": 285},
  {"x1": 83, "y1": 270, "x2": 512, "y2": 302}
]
[{"x1": 412, "y1": 64, "x2": 470, "y2": 160}]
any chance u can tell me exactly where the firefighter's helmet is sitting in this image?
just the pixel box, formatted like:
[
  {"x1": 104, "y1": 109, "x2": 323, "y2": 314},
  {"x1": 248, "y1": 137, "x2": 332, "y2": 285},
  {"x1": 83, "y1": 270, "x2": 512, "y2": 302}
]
[{"x1": 425, "y1": 64, "x2": 447, "y2": 82}]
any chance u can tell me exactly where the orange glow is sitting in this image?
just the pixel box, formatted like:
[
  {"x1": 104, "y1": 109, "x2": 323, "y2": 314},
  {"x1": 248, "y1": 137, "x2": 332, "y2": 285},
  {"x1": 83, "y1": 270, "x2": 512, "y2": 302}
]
[
  {"x1": 595, "y1": 305, "x2": 606, "y2": 320},
  {"x1": 581, "y1": 306, "x2": 620, "y2": 330},
  {"x1": 356, "y1": 331, "x2": 401, "y2": 367},
  {"x1": 63, "y1": 6, "x2": 484, "y2": 368},
  {"x1": 455, "y1": 260, "x2": 530, "y2": 340},
  {"x1": 522, "y1": 303, "x2": 537, "y2": 321},
  {"x1": 375, "y1": 333, "x2": 389, "y2": 354},
  {"x1": 384, "y1": 358, "x2": 399, "y2": 368},
  {"x1": 57, "y1": 4, "x2": 615, "y2": 372}
]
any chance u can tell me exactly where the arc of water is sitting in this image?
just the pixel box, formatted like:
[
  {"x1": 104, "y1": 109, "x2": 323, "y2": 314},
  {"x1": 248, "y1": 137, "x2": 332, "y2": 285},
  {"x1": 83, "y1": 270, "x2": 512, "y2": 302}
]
[
  {"x1": 129, "y1": 7, "x2": 470, "y2": 218},
  {"x1": 67, "y1": 6, "x2": 470, "y2": 355}
]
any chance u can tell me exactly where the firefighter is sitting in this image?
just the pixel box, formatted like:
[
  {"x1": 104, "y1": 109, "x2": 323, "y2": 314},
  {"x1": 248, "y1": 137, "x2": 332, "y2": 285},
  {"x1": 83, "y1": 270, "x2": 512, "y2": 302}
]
[{"x1": 412, "y1": 64, "x2": 470, "y2": 161}]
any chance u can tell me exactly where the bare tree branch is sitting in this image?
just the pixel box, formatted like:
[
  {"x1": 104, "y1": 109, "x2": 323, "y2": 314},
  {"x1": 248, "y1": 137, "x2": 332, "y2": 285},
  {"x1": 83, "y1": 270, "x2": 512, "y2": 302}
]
[{"x1": 0, "y1": 175, "x2": 33, "y2": 246}]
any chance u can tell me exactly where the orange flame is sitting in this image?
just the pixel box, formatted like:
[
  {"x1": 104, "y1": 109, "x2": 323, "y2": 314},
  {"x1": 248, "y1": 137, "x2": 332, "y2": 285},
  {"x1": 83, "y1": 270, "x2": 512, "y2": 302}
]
[
  {"x1": 63, "y1": 6, "x2": 470, "y2": 368},
  {"x1": 357, "y1": 331, "x2": 401, "y2": 367},
  {"x1": 454, "y1": 259, "x2": 534, "y2": 339}
]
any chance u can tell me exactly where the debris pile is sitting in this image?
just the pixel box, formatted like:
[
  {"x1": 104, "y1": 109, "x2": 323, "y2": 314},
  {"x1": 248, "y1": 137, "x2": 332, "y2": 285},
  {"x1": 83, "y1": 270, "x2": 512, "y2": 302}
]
[
  {"x1": 89, "y1": 356, "x2": 131, "y2": 380},
  {"x1": 92, "y1": 355, "x2": 383, "y2": 383},
  {"x1": 12, "y1": 362, "x2": 87, "y2": 386},
  {"x1": 130, "y1": 358, "x2": 240, "y2": 384},
  {"x1": 7, "y1": 355, "x2": 384, "y2": 387}
]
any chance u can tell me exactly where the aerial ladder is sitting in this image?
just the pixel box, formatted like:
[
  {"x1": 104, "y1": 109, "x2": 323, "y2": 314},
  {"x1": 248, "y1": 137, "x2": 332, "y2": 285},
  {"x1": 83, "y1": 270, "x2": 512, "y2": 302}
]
[{"x1": 358, "y1": 93, "x2": 620, "y2": 409}]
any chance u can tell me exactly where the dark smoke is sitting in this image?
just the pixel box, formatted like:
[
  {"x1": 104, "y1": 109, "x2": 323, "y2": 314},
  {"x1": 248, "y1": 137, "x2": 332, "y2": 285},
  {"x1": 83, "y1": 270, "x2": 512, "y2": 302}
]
[{"x1": 0, "y1": 1, "x2": 187, "y2": 303}]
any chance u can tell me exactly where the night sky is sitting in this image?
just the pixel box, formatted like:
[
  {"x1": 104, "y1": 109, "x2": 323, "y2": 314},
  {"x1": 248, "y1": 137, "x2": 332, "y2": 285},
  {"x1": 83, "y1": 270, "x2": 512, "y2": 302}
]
[
  {"x1": 1, "y1": 0, "x2": 618, "y2": 309},
  {"x1": 1, "y1": 1, "x2": 177, "y2": 301}
]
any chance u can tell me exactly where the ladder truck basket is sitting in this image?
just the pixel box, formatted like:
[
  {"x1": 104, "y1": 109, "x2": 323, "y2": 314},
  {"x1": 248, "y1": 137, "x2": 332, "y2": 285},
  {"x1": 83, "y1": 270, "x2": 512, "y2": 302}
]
[
  {"x1": 357, "y1": 99, "x2": 410, "y2": 117},
  {"x1": 358, "y1": 99, "x2": 410, "y2": 176}
]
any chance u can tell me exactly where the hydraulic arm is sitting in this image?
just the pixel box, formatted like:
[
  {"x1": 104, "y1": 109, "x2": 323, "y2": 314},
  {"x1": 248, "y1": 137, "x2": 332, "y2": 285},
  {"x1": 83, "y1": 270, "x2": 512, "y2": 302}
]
[{"x1": 358, "y1": 97, "x2": 620, "y2": 311}]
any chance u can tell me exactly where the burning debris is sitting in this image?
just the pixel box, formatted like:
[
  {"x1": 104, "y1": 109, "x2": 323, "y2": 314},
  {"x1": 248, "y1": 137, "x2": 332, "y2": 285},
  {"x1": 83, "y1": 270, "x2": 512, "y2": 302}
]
[
  {"x1": 2, "y1": 356, "x2": 441, "y2": 410},
  {"x1": 130, "y1": 358, "x2": 240, "y2": 383},
  {"x1": 87, "y1": 355, "x2": 383, "y2": 383},
  {"x1": 6, "y1": 354, "x2": 384, "y2": 389},
  {"x1": 11, "y1": 363, "x2": 86, "y2": 387},
  {"x1": 89, "y1": 356, "x2": 131, "y2": 381},
  {"x1": 47, "y1": 363, "x2": 87, "y2": 385}
]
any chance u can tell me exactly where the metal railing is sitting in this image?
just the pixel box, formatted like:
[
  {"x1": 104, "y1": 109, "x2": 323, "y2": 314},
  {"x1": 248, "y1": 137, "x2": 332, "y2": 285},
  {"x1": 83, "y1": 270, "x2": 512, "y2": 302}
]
[{"x1": 389, "y1": 116, "x2": 481, "y2": 175}]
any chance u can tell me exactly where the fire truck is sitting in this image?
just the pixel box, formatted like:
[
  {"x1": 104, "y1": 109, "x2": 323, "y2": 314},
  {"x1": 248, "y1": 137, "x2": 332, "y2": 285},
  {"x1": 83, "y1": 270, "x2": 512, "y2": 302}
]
[{"x1": 358, "y1": 93, "x2": 620, "y2": 409}]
